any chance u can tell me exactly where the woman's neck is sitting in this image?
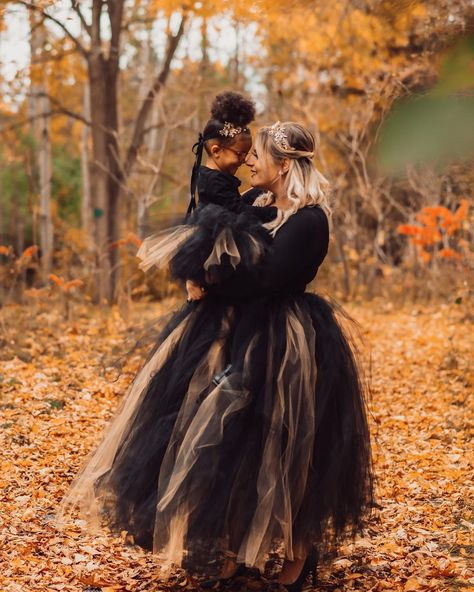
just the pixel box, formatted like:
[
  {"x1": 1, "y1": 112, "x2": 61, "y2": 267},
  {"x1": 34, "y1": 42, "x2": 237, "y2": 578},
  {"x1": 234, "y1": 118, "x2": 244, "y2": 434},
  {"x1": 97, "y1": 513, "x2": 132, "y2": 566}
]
[{"x1": 273, "y1": 189, "x2": 293, "y2": 210}]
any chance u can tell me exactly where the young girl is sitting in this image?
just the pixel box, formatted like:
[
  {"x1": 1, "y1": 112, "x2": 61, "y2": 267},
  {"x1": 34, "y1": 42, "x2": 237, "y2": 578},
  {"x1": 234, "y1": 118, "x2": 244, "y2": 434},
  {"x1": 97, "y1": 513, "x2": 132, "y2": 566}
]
[
  {"x1": 186, "y1": 91, "x2": 277, "y2": 300},
  {"x1": 188, "y1": 91, "x2": 277, "y2": 223}
]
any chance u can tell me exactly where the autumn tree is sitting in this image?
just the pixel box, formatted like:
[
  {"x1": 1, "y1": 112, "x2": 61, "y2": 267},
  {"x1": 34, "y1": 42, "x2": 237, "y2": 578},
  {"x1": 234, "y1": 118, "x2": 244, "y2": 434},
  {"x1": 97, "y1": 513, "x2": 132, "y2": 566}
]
[
  {"x1": 29, "y1": 9, "x2": 53, "y2": 279},
  {"x1": 251, "y1": 0, "x2": 473, "y2": 296},
  {"x1": 16, "y1": 0, "x2": 188, "y2": 302}
]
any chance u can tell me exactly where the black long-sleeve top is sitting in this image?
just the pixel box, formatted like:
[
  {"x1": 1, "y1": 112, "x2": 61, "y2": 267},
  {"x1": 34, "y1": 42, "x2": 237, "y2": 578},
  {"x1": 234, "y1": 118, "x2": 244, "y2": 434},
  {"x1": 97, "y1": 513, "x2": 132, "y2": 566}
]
[
  {"x1": 197, "y1": 166, "x2": 277, "y2": 223},
  {"x1": 208, "y1": 206, "x2": 329, "y2": 301}
]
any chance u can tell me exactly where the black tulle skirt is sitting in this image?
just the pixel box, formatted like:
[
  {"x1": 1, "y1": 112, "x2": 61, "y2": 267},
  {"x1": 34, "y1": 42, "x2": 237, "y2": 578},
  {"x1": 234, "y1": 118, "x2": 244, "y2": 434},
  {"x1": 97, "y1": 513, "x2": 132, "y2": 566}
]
[{"x1": 58, "y1": 207, "x2": 374, "y2": 574}]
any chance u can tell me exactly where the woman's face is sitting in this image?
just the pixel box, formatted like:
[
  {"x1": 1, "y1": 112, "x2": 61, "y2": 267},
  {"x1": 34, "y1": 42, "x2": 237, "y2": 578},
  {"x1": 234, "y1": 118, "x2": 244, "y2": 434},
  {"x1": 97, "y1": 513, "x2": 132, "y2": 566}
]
[{"x1": 246, "y1": 145, "x2": 280, "y2": 190}]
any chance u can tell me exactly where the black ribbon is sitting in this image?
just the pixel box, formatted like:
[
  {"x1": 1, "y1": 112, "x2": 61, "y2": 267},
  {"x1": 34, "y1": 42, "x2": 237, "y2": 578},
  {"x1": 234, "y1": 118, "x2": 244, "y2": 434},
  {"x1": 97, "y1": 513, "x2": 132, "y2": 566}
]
[{"x1": 187, "y1": 133, "x2": 206, "y2": 217}]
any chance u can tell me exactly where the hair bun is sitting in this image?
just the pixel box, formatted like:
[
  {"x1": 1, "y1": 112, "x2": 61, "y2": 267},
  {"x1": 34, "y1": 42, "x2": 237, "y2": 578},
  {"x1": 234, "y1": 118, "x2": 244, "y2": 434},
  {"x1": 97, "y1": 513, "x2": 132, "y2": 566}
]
[{"x1": 211, "y1": 91, "x2": 256, "y2": 127}]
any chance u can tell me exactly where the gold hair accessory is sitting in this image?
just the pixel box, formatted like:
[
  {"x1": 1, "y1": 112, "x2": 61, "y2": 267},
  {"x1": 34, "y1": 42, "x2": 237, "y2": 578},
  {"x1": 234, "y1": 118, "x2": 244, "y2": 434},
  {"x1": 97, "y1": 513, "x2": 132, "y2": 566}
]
[
  {"x1": 267, "y1": 121, "x2": 295, "y2": 151},
  {"x1": 219, "y1": 122, "x2": 246, "y2": 138}
]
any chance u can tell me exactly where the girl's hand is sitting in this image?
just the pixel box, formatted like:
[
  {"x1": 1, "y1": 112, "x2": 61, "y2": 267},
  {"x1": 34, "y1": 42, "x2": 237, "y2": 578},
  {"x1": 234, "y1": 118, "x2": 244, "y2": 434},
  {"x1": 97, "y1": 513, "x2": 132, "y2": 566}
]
[{"x1": 186, "y1": 280, "x2": 207, "y2": 302}]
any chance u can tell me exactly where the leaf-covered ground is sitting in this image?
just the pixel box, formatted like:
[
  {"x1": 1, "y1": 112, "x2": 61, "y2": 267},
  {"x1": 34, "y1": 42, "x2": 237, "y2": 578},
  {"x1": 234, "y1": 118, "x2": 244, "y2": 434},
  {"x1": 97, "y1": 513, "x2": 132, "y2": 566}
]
[{"x1": 0, "y1": 298, "x2": 472, "y2": 592}]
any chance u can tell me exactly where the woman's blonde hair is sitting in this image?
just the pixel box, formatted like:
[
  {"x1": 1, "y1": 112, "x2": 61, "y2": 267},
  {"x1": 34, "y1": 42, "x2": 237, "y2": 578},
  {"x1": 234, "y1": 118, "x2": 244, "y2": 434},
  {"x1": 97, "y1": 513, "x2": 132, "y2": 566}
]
[{"x1": 253, "y1": 122, "x2": 331, "y2": 234}]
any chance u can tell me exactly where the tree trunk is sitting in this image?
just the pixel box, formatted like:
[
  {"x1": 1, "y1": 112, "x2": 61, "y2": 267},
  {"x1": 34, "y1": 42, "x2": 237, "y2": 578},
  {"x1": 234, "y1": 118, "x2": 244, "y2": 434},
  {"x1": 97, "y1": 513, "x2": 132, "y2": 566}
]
[
  {"x1": 136, "y1": 34, "x2": 152, "y2": 238},
  {"x1": 22, "y1": 2, "x2": 187, "y2": 304},
  {"x1": 88, "y1": 53, "x2": 112, "y2": 303},
  {"x1": 29, "y1": 11, "x2": 53, "y2": 279},
  {"x1": 38, "y1": 92, "x2": 53, "y2": 276},
  {"x1": 105, "y1": 64, "x2": 123, "y2": 302},
  {"x1": 80, "y1": 28, "x2": 92, "y2": 238}
]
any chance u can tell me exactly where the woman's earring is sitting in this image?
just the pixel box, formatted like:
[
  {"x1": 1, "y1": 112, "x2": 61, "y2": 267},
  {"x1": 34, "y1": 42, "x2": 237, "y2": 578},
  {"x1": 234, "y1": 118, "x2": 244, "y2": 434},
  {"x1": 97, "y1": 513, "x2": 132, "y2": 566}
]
[{"x1": 279, "y1": 171, "x2": 283, "y2": 175}]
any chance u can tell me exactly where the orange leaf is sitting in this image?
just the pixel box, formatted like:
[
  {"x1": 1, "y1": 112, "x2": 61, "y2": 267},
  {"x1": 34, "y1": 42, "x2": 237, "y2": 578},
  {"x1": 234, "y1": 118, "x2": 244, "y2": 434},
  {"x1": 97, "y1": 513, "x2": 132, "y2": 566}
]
[
  {"x1": 419, "y1": 249, "x2": 432, "y2": 263},
  {"x1": 453, "y1": 198, "x2": 469, "y2": 222},
  {"x1": 0, "y1": 245, "x2": 11, "y2": 256},
  {"x1": 446, "y1": 222, "x2": 461, "y2": 235},
  {"x1": 416, "y1": 210, "x2": 437, "y2": 227},
  {"x1": 48, "y1": 273, "x2": 65, "y2": 286},
  {"x1": 126, "y1": 233, "x2": 143, "y2": 248},
  {"x1": 404, "y1": 576, "x2": 424, "y2": 591},
  {"x1": 110, "y1": 239, "x2": 127, "y2": 250},
  {"x1": 398, "y1": 224, "x2": 421, "y2": 236},
  {"x1": 63, "y1": 279, "x2": 84, "y2": 292},
  {"x1": 439, "y1": 248, "x2": 462, "y2": 260},
  {"x1": 21, "y1": 245, "x2": 39, "y2": 258}
]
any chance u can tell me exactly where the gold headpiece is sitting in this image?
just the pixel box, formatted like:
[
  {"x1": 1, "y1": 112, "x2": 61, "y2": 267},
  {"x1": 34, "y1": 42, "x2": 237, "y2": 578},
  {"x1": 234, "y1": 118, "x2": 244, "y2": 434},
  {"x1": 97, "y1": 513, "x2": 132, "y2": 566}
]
[
  {"x1": 267, "y1": 121, "x2": 295, "y2": 151},
  {"x1": 219, "y1": 122, "x2": 247, "y2": 138}
]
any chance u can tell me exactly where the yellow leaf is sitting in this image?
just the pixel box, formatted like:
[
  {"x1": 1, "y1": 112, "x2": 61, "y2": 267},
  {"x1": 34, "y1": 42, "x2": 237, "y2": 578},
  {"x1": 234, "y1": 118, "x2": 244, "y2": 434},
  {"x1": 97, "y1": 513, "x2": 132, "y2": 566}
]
[{"x1": 404, "y1": 577, "x2": 424, "y2": 591}]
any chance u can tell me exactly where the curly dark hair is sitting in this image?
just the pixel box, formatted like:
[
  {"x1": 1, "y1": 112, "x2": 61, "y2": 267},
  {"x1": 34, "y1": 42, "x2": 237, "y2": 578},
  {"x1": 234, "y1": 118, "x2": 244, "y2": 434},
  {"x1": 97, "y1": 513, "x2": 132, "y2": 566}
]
[
  {"x1": 210, "y1": 91, "x2": 256, "y2": 127},
  {"x1": 203, "y1": 91, "x2": 256, "y2": 147}
]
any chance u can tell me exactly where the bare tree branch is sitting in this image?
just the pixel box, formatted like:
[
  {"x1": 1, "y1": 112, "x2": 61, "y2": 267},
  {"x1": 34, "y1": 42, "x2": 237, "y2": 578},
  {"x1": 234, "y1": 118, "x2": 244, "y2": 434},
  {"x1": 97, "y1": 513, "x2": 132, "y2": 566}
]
[
  {"x1": 92, "y1": 158, "x2": 131, "y2": 196},
  {"x1": 91, "y1": 0, "x2": 103, "y2": 47},
  {"x1": 107, "y1": 0, "x2": 125, "y2": 61},
  {"x1": 123, "y1": 13, "x2": 188, "y2": 178},
  {"x1": 25, "y1": 91, "x2": 91, "y2": 127},
  {"x1": 0, "y1": 110, "x2": 60, "y2": 134},
  {"x1": 71, "y1": 0, "x2": 92, "y2": 37},
  {"x1": 16, "y1": 0, "x2": 89, "y2": 58},
  {"x1": 3, "y1": 89, "x2": 121, "y2": 136},
  {"x1": 141, "y1": 121, "x2": 165, "y2": 137}
]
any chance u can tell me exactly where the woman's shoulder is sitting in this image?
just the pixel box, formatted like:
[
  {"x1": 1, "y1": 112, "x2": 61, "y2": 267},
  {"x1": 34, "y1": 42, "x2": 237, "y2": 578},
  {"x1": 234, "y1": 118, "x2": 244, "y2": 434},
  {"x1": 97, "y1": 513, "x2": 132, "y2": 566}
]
[
  {"x1": 287, "y1": 205, "x2": 329, "y2": 234},
  {"x1": 277, "y1": 207, "x2": 329, "y2": 255}
]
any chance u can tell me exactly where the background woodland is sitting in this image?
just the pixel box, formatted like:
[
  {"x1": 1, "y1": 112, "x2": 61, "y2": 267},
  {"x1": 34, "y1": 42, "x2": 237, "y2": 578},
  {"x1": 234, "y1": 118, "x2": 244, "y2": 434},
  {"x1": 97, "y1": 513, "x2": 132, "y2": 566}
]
[
  {"x1": 0, "y1": 0, "x2": 473, "y2": 308},
  {"x1": 0, "y1": 3, "x2": 472, "y2": 591}
]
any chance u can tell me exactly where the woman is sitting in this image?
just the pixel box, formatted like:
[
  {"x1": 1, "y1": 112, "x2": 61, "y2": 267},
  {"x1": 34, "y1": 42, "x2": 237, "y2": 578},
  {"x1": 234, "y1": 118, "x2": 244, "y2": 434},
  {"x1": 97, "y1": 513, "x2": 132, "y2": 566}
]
[{"x1": 58, "y1": 121, "x2": 374, "y2": 592}]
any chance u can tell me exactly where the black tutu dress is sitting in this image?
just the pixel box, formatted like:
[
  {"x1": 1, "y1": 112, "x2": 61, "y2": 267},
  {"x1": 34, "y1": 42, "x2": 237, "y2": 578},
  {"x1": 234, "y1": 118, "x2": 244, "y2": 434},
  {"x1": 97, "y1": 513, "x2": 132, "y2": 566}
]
[{"x1": 59, "y1": 204, "x2": 374, "y2": 574}]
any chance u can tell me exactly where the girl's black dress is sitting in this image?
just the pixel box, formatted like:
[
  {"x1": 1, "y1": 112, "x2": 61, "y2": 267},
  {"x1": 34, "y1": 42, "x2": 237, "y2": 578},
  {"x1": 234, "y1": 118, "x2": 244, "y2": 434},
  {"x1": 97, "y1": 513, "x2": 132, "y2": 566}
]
[{"x1": 60, "y1": 204, "x2": 373, "y2": 573}]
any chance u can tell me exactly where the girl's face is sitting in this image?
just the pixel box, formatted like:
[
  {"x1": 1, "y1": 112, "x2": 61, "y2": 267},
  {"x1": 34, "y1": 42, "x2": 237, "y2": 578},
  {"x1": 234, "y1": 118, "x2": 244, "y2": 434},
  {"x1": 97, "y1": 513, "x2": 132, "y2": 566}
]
[
  {"x1": 246, "y1": 146, "x2": 280, "y2": 190},
  {"x1": 211, "y1": 135, "x2": 252, "y2": 176}
]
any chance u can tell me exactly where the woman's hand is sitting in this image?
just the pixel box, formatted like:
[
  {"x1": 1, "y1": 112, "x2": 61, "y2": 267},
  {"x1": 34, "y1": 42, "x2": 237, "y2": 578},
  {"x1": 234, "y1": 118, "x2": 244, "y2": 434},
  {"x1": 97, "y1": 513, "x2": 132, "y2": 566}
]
[{"x1": 186, "y1": 280, "x2": 207, "y2": 302}]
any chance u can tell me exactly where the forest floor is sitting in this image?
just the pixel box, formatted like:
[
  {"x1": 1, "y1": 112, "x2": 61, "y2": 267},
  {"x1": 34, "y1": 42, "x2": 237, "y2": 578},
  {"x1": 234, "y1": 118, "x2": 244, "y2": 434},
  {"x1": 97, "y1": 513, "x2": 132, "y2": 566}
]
[{"x1": 0, "y1": 297, "x2": 472, "y2": 592}]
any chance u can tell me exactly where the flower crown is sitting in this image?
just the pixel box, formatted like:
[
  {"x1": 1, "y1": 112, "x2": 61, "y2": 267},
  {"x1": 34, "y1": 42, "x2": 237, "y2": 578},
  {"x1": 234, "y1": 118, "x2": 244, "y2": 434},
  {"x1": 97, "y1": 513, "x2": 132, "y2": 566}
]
[
  {"x1": 218, "y1": 121, "x2": 248, "y2": 138},
  {"x1": 267, "y1": 121, "x2": 295, "y2": 151}
]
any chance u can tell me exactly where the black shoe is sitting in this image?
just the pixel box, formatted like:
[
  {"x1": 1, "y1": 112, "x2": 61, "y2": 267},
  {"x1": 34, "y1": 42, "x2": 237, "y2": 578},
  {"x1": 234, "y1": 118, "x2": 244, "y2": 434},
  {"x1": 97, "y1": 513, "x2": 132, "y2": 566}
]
[
  {"x1": 278, "y1": 548, "x2": 318, "y2": 592},
  {"x1": 200, "y1": 563, "x2": 247, "y2": 589}
]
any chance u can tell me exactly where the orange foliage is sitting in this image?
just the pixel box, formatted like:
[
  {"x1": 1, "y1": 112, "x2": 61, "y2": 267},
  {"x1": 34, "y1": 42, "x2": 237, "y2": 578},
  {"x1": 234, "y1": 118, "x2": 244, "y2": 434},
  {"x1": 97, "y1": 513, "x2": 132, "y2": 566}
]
[
  {"x1": 418, "y1": 248, "x2": 432, "y2": 264},
  {"x1": 453, "y1": 199, "x2": 469, "y2": 221},
  {"x1": 48, "y1": 274, "x2": 65, "y2": 287},
  {"x1": 48, "y1": 274, "x2": 83, "y2": 292},
  {"x1": 110, "y1": 233, "x2": 143, "y2": 250},
  {"x1": 398, "y1": 225, "x2": 420, "y2": 236},
  {"x1": 438, "y1": 248, "x2": 462, "y2": 260},
  {"x1": 21, "y1": 245, "x2": 39, "y2": 259},
  {"x1": 398, "y1": 201, "x2": 470, "y2": 265},
  {"x1": 0, "y1": 245, "x2": 12, "y2": 256},
  {"x1": 0, "y1": 302, "x2": 472, "y2": 590},
  {"x1": 63, "y1": 279, "x2": 84, "y2": 292}
]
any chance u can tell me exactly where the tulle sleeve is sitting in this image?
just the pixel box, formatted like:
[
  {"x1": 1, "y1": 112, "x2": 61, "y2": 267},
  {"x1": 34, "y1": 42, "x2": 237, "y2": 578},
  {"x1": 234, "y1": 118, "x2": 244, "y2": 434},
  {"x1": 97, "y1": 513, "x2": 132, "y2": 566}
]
[
  {"x1": 136, "y1": 204, "x2": 272, "y2": 286},
  {"x1": 169, "y1": 204, "x2": 272, "y2": 285},
  {"x1": 136, "y1": 226, "x2": 195, "y2": 272}
]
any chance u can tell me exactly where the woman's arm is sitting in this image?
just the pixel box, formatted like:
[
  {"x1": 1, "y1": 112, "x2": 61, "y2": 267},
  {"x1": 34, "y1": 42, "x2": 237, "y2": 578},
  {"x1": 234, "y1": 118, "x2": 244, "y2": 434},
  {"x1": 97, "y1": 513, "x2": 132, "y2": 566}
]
[
  {"x1": 207, "y1": 207, "x2": 329, "y2": 300},
  {"x1": 204, "y1": 175, "x2": 277, "y2": 222}
]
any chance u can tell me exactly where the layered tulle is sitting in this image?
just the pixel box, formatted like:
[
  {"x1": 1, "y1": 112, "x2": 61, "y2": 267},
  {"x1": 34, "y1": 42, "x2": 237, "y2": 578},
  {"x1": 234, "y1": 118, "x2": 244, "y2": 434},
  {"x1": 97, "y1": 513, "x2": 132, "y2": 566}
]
[{"x1": 57, "y1": 205, "x2": 373, "y2": 574}]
